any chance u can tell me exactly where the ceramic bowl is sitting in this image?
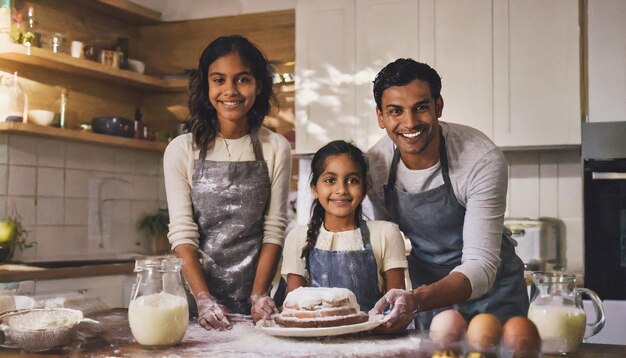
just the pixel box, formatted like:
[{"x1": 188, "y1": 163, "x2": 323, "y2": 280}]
[
  {"x1": 28, "y1": 110, "x2": 55, "y2": 126},
  {"x1": 127, "y1": 59, "x2": 145, "y2": 74}
]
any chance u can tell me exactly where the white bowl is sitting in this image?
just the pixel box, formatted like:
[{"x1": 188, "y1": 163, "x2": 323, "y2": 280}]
[
  {"x1": 128, "y1": 59, "x2": 145, "y2": 74},
  {"x1": 28, "y1": 110, "x2": 55, "y2": 126}
]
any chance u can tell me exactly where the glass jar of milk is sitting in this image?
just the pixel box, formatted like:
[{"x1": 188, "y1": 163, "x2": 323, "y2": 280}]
[
  {"x1": 528, "y1": 272, "x2": 605, "y2": 355},
  {"x1": 128, "y1": 256, "x2": 189, "y2": 349}
]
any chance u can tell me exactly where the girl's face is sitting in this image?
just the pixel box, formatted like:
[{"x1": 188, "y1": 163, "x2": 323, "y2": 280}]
[
  {"x1": 207, "y1": 53, "x2": 261, "y2": 129},
  {"x1": 312, "y1": 153, "x2": 365, "y2": 229}
]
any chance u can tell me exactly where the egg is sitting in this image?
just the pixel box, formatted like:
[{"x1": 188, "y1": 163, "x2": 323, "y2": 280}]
[
  {"x1": 502, "y1": 316, "x2": 542, "y2": 356},
  {"x1": 429, "y1": 309, "x2": 467, "y2": 347},
  {"x1": 466, "y1": 313, "x2": 502, "y2": 351}
]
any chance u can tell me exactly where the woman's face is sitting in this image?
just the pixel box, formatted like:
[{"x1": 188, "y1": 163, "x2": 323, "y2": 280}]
[{"x1": 207, "y1": 53, "x2": 261, "y2": 129}]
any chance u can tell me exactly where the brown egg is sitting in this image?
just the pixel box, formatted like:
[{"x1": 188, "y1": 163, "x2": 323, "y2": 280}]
[
  {"x1": 429, "y1": 309, "x2": 467, "y2": 347},
  {"x1": 466, "y1": 313, "x2": 502, "y2": 351},
  {"x1": 502, "y1": 316, "x2": 542, "y2": 356}
]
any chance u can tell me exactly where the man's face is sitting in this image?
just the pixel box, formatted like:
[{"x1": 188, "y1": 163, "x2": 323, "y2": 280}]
[{"x1": 376, "y1": 79, "x2": 443, "y2": 169}]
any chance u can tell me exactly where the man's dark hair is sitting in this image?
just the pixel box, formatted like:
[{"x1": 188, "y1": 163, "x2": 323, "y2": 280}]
[{"x1": 372, "y1": 58, "x2": 442, "y2": 110}]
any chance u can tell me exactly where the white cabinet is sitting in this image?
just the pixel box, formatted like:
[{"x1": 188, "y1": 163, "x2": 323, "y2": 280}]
[
  {"x1": 588, "y1": 0, "x2": 626, "y2": 123},
  {"x1": 295, "y1": 0, "x2": 581, "y2": 153},
  {"x1": 295, "y1": 0, "x2": 356, "y2": 154},
  {"x1": 492, "y1": 0, "x2": 581, "y2": 146}
]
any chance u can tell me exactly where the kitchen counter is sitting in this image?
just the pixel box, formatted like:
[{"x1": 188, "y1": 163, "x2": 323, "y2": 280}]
[
  {"x1": 1, "y1": 309, "x2": 624, "y2": 357},
  {"x1": 0, "y1": 261, "x2": 135, "y2": 283}
]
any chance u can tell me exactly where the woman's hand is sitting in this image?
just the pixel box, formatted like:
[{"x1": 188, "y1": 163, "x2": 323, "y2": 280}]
[
  {"x1": 250, "y1": 294, "x2": 279, "y2": 323},
  {"x1": 370, "y1": 288, "x2": 417, "y2": 334},
  {"x1": 195, "y1": 291, "x2": 232, "y2": 330}
]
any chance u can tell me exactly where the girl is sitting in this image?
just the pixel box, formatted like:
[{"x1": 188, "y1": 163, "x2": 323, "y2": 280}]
[
  {"x1": 280, "y1": 140, "x2": 407, "y2": 318},
  {"x1": 163, "y1": 35, "x2": 292, "y2": 331}
]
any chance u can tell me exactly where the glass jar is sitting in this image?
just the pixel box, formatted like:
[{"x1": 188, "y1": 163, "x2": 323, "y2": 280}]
[
  {"x1": 0, "y1": 72, "x2": 27, "y2": 123},
  {"x1": 128, "y1": 256, "x2": 189, "y2": 349},
  {"x1": 527, "y1": 272, "x2": 605, "y2": 355}
]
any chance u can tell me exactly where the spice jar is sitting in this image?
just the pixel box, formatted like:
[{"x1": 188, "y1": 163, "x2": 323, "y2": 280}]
[{"x1": 128, "y1": 256, "x2": 189, "y2": 349}]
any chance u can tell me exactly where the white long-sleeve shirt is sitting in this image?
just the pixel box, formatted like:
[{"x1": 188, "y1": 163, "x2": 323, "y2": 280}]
[
  {"x1": 365, "y1": 121, "x2": 510, "y2": 299},
  {"x1": 163, "y1": 127, "x2": 292, "y2": 249}
]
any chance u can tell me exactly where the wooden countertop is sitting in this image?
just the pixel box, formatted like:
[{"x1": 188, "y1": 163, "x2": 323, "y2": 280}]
[
  {"x1": 0, "y1": 261, "x2": 135, "y2": 283},
  {"x1": 1, "y1": 309, "x2": 624, "y2": 357}
]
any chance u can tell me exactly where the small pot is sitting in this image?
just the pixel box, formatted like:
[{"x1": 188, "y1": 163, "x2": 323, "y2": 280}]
[{"x1": 91, "y1": 116, "x2": 135, "y2": 138}]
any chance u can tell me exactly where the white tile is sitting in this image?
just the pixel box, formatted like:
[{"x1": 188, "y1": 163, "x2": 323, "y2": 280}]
[
  {"x1": 538, "y1": 153, "x2": 558, "y2": 217},
  {"x1": 65, "y1": 169, "x2": 95, "y2": 198},
  {"x1": 66, "y1": 142, "x2": 94, "y2": 170},
  {"x1": 99, "y1": 176, "x2": 134, "y2": 200},
  {"x1": 36, "y1": 138, "x2": 65, "y2": 168},
  {"x1": 557, "y1": 160, "x2": 584, "y2": 219},
  {"x1": 37, "y1": 167, "x2": 64, "y2": 197},
  {"x1": 34, "y1": 226, "x2": 68, "y2": 259},
  {"x1": 7, "y1": 197, "x2": 36, "y2": 225},
  {"x1": 36, "y1": 197, "x2": 65, "y2": 225},
  {"x1": 157, "y1": 175, "x2": 166, "y2": 202},
  {"x1": 507, "y1": 152, "x2": 540, "y2": 217},
  {"x1": 62, "y1": 226, "x2": 89, "y2": 257},
  {"x1": 0, "y1": 134, "x2": 8, "y2": 164},
  {"x1": 8, "y1": 166, "x2": 36, "y2": 196},
  {"x1": 8, "y1": 135, "x2": 37, "y2": 165},
  {"x1": 131, "y1": 151, "x2": 162, "y2": 175},
  {"x1": 91, "y1": 146, "x2": 116, "y2": 172},
  {"x1": 0, "y1": 196, "x2": 7, "y2": 218},
  {"x1": 132, "y1": 175, "x2": 158, "y2": 200},
  {"x1": 65, "y1": 198, "x2": 88, "y2": 225},
  {"x1": 0, "y1": 164, "x2": 7, "y2": 195},
  {"x1": 113, "y1": 148, "x2": 132, "y2": 173}
]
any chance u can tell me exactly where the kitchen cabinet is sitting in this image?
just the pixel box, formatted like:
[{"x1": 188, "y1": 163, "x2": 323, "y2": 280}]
[
  {"x1": 587, "y1": 0, "x2": 626, "y2": 123},
  {"x1": 295, "y1": 0, "x2": 356, "y2": 154},
  {"x1": 295, "y1": 0, "x2": 581, "y2": 153}
]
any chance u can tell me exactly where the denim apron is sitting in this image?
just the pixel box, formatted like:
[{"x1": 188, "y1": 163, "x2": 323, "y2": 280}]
[
  {"x1": 383, "y1": 133, "x2": 528, "y2": 326},
  {"x1": 191, "y1": 130, "x2": 270, "y2": 314},
  {"x1": 308, "y1": 220, "x2": 382, "y2": 311}
]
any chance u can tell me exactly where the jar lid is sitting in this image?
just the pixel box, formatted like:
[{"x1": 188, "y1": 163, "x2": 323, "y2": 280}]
[{"x1": 134, "y1": 255, "x2": 182, "y2": 272}]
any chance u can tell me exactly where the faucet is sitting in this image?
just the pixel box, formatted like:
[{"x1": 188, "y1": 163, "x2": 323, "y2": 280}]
[{"x1": 97, "y1": 177, "x2": 133, "y2": 249}]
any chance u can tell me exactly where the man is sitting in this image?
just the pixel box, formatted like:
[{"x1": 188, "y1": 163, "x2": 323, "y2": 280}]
[{"x1": 366, "y1": 58, "x2": 528, "y2": 333}]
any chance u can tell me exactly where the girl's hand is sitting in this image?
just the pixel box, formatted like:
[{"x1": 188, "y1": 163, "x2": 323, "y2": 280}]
[
  {"x1": 250, "y1": 294, "x2": 279, "y2": 323},
  {"x1": 369, "y1": 288, "x2": 417, "y2": 334},
  {"x1": 196, "y1": 292, "x2": 232, "y2": 330}
]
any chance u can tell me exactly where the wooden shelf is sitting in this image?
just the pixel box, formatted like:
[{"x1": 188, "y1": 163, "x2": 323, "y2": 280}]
[
  {"x1": 71, "y1": 0, "x2": 162, "y2": 25},
  {"x1": 0, "y1": 262, "x2": 134, "y2": 282},
  {"x1": 0, "y1": 122, "x2": 167, "y2": 152},
  {"x1": 0, "y1": 43, "x2": 187, "y2": 92}
]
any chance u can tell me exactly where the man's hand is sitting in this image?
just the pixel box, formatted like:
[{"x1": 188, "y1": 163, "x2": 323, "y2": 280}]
[
  {"x1": 369, "y1": 288, "x2": 417, "y2": 334},
  {"x1": 250, "y1": 294, "x2": 279, "y2": 323},
  {"x1": 195, "y1": 292, "x2": 232, "y2": 331}
]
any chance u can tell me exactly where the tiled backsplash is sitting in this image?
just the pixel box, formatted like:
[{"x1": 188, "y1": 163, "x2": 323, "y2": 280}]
[{"x1": 0, "y1": 134, "x2": 166, "y2": 262}]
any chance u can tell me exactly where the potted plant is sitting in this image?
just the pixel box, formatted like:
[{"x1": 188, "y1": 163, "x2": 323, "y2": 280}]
[
  {"x1": 0, "y1": 215, "x2": 36, "y2": 263},
  {"x1": 137, "y1": 208, "x2": 170, "y2": 255}
]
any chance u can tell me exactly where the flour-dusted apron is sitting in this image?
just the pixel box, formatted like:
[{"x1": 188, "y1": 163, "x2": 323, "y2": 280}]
[
  {"x1": 308, "y1": 221, "x2": 382, "y2": 311},
  {"x1": 383, "y1": 133, "x2": 528, "y2": 326},
  {"x1": 191, "y1": 130, "x2": 270, "y2": 314}
]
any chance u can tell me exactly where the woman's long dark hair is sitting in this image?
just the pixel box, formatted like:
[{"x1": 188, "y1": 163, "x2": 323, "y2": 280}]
[
  {"x1": 301, "y1": 140, "x2": 369, "y2": 273},
  {"x1": 187, "y1": 35, "x2": 278, "y2": 159}
]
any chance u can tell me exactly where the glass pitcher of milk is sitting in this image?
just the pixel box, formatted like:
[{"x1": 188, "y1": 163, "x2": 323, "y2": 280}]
[
  {"x1": 528, "y1": 272, "x2": 605, "y2": 355},
  {"x1": 128, "y1": 256, "x2": 189, "y2": 349}
]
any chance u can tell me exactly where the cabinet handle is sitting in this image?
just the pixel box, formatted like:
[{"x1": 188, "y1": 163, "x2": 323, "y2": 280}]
[{"x1": 591, "y1": 172, "x2": 626, "y2": 180}]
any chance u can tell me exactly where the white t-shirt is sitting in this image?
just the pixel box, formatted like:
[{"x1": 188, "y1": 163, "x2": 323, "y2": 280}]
[
  {"x1": 281, "y1": 221, "x2": 409, "y2": 292},
  {"x1": 365, "y1": 121, "x2": 509, "y2": 299},
  {"x1": 163, "y1": 127, "x2": 292, "y2": 249}
]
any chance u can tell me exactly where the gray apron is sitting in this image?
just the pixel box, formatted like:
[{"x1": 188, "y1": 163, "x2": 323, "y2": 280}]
[
  {"x1": 308, "y1": 220, "x2": 382, "y2": 311},
  {"x1": 191, "y1": 130, "x2": 270, "y2": 314},
  {"x1": 383, "y1": 132, "x2": 528, "y2": 326}
]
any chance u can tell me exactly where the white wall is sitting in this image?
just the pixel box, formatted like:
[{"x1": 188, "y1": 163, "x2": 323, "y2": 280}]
[{"x1": 131, "y1": 0, "x2": 295, "y2": 21}]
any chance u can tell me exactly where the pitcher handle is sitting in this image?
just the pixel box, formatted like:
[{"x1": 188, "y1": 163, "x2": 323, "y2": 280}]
[{"x1": 574, "y1": 287, "x2": 605, "y2": 338}]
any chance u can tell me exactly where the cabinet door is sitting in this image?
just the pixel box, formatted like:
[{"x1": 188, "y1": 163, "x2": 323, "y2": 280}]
[
  {"x1": 295, "y1": 0, "x2": 356, "y2": 154},
  {"x1": 493, "y1": 0, "x2": 581, "y2": 146},
  {"x1": 588, "y1": 0, "x2": 626, "y2": 123},
  {"x1": 355, "y1": 0, "x2": 420, "y2": 151},
  {"x1": 421, "y1": 0, "x2": 494, "y2": 138}
]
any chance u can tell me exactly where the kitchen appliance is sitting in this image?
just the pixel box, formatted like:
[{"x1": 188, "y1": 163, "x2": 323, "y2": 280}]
[
  {"x1": 582, "y1": 121, "x2": 626, "y2": 300},
  {"x1": 504, "y1": 217, "x2": 563, "y2": 272}
]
